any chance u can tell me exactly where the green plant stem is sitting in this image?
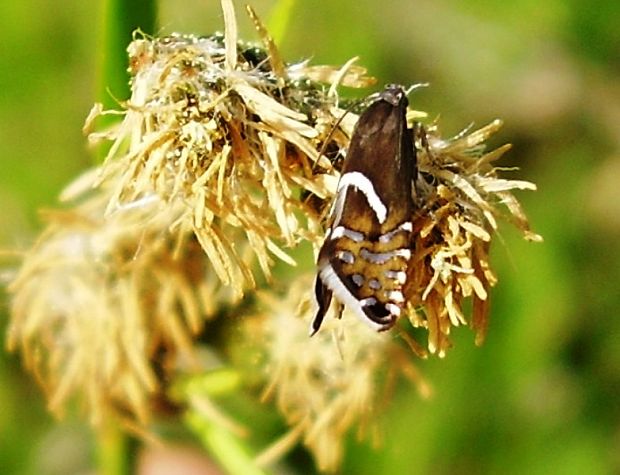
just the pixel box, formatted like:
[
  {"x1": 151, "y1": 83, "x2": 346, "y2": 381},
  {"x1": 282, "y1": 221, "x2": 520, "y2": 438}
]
[
  {"x1": 186, "y1": 411, "x2": 267, "y2": 475},
  {"x1": 92, "y1": 1, "x2": 157, "y2": 473},
  {"x1": 96, "y1": 422, "x2": 130, "y2": 475},
  {"x1": 96, "y1": 0, "x2": 157, "y2": 133},
  {"x1": 267, "y1": 0, "x2": 297, "y2": 45}
]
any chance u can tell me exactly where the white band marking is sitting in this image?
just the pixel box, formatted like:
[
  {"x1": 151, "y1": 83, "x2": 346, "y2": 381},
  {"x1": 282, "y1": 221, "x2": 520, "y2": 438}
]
[
  {"x1": 359, "y1": 297, "x2": 378, "y2": 306},
  {"x1": 385, "y1": 303, "x2": 402, "y2": 316},
  {"x1": 360, "y1": 248, "x2": 411, "y2": 264},
  {"x1": 336, "y1": 250, "x2": 355, "y2": 264},
  {"x1": 378, "y1": 221, "x2": 413, "y2": 243},
  {"x1": 332, "y1": 172, "x2": 387, "y2": 225},
  {"x1": 388, "y1": 290, "x2": 405, "y2": 303},
  {"x1": 318, "y1": 264, "x2": 385, "y2": 330},
  {"x1": 330, "y1": 226, "x2": 364, "y2": 242},
  {"x1": 385, "y1": 270, "x2": 407, "y2": 284}
]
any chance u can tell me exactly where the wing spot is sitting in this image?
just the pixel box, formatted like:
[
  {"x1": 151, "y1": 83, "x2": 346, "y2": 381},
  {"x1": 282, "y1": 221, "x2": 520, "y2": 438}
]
[
  {"x1": 385, "y1": 303, "x2": 402, "y2": 316},
  {"x1": 385, "y1": 270, "x2": 407, "y2": 284},
  {"x1": 337, "y1": 250, "x2": 355, "y2": 264},
  {"x1": 368, "y1": 278, "x2": 381, "y2": 290},
  {"x1": 331, "y1": 226, "x2": 365, "y2": 242},
  {"x1": 359, "y1": 297, "x2": 378, "y2": 306},
  {"x1": 388, "y1": 290, "x2": 405, "y2": 303}
]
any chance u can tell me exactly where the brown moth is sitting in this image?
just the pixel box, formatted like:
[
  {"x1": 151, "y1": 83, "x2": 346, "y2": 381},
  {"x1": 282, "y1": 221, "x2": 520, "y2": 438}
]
[{"x1": 312, "y1": 85, "x2": 416, "y2": 334}]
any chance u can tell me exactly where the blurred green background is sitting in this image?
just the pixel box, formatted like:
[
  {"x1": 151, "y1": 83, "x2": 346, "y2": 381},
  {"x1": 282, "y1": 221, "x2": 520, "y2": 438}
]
[{"x1": 2, "y1": 0, "x2": 620, "y2": 473}]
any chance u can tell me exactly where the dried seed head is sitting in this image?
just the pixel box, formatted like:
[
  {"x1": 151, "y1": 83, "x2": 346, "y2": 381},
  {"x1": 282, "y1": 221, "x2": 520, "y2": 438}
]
[
  {"x1": 6, "y1": 184, "x2": 220, "y2": 425},
  {"x1": 7, "y1": 2, "x2": 375, "y2": 427},
  {"x1": 87, "y1": 29, "x2": 376, "y2": 298},
  {"x1": 403, "y1": 120, "x2": 542, "y2": 355},
  {"x1": 241, "y1": 275, "x2": 428, "y2": 472}
]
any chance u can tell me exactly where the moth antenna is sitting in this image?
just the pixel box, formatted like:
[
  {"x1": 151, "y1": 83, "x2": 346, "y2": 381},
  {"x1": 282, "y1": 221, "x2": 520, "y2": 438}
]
[
  {"x1": 405, "y1": 82, "x2": 430, "y2": 96},
  {"x1": 312, "y1": 99, "x2": 362, "y2": 174}
]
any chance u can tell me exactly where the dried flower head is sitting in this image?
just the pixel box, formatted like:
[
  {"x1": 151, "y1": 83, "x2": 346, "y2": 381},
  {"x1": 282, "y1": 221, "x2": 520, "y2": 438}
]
[
  {"x1": 6, "y1": 180, "x2": 222, "y2": 425},
  {"x1": 241, "y1": 275, "x2": 429, "y2": 472},
  {"x1": 7, "y1": 0, "x2": 375, "y2": 429},
  {"x1": 402, "y1": 120, "x2": 542, "y2": 356}
]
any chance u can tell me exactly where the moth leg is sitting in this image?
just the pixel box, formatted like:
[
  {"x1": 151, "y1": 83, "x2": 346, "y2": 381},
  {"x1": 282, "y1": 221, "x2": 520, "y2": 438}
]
[
  {"x1": 334, "y1": 301, "x2": 344, "y2": 321},
  {"x1": 311, "y1": 276, "x2": 333, "y2": 336}
]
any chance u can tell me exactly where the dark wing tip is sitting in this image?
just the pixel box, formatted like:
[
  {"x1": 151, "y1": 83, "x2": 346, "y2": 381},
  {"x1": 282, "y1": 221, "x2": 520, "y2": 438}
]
[
  {"x1": 311, "y1": 275, "x2": 333, "y2": 336},
  {"x1": 362, "y1": 302, "x2": 398, "y2": 330}
]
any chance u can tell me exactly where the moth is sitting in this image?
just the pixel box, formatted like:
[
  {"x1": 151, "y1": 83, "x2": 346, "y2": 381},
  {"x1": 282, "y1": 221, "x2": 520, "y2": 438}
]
[{"x1": 312, "y1": 85, "x2": 417, "y2": 334}]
